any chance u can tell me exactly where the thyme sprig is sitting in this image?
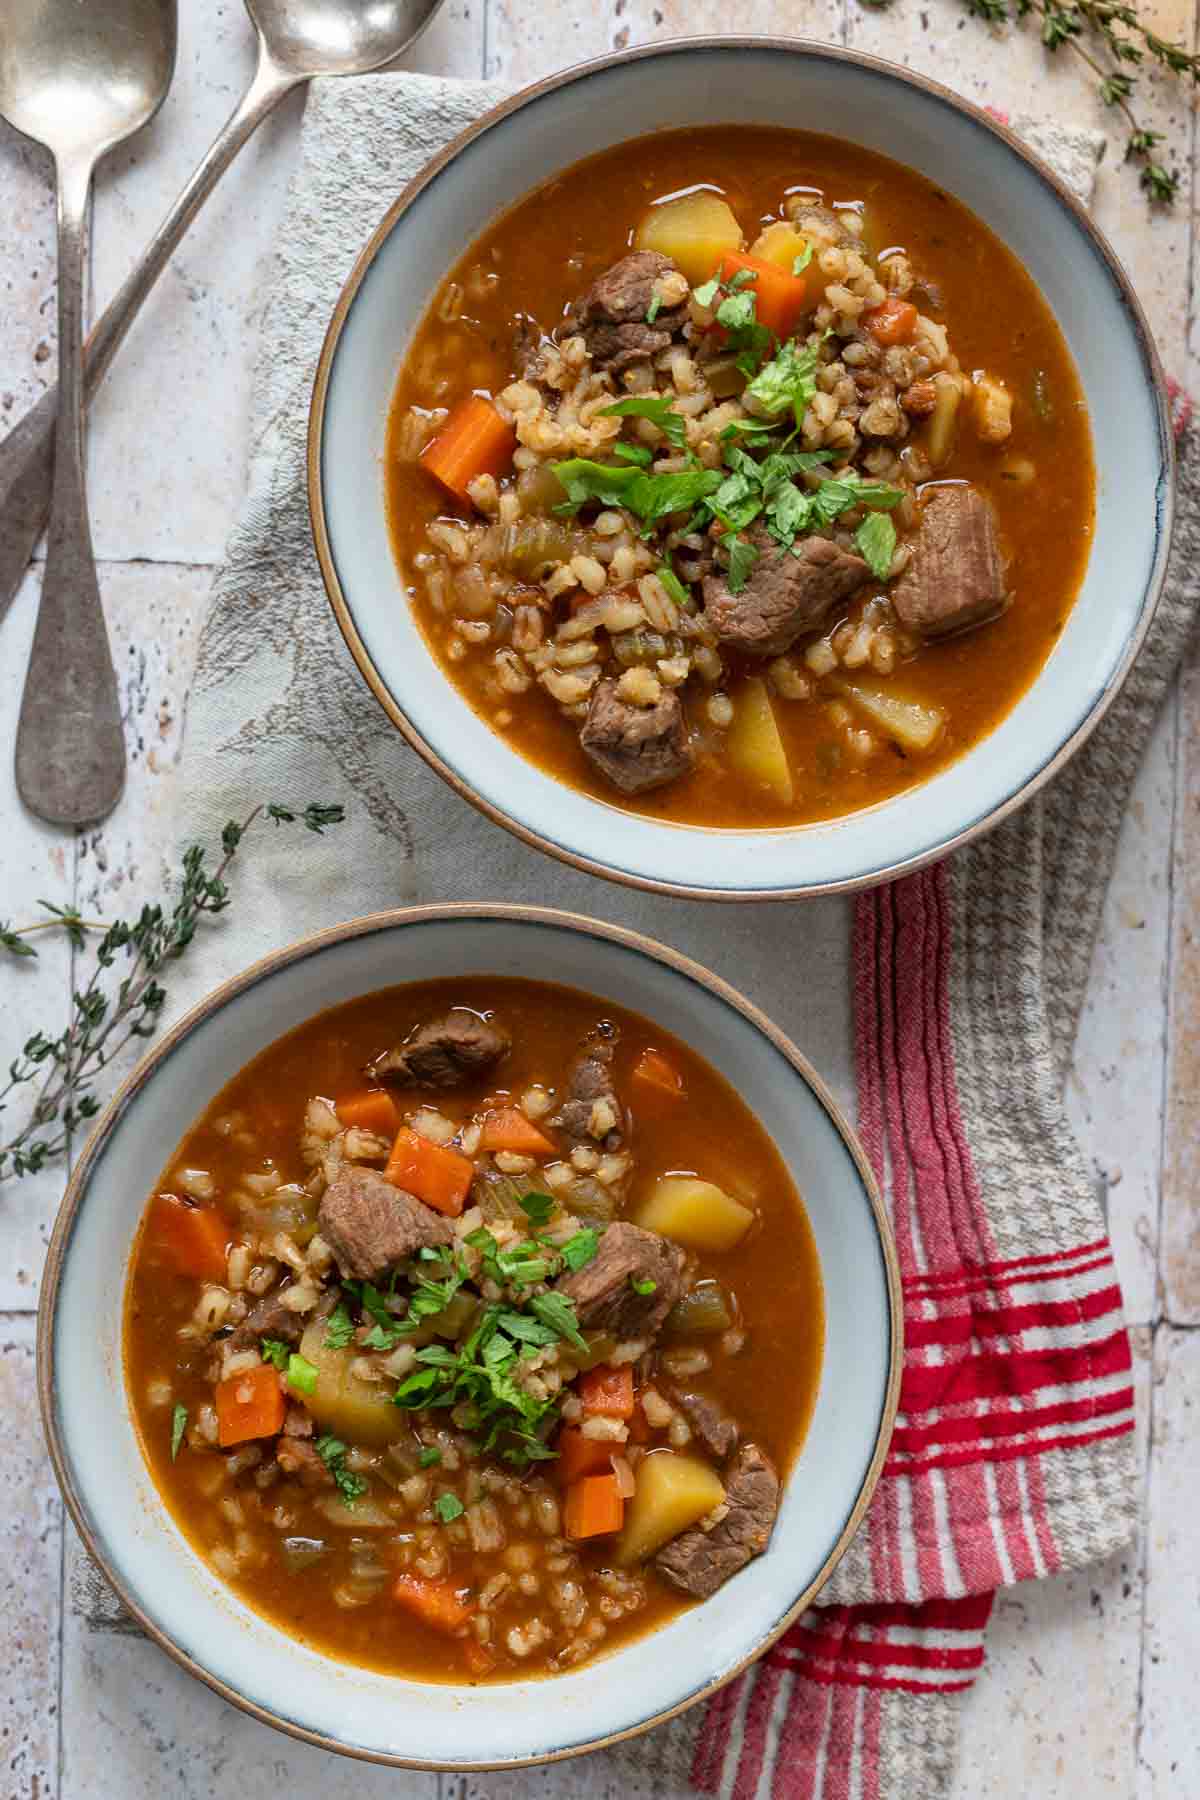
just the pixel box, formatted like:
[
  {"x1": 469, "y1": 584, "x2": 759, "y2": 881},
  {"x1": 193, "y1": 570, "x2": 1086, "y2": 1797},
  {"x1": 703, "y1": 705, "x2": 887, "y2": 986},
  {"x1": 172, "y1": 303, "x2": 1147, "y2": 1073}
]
[
  {"x1": 0, "y1": 800, "x2": 345, "y2": 1183},
  {"x1": 860, "y1": 0, "x2": 1196, "y2": 202}
]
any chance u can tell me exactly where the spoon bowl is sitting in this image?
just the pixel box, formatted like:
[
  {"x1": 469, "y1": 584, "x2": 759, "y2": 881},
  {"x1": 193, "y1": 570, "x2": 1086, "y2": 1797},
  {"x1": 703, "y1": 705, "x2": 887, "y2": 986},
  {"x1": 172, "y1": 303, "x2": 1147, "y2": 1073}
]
[
  {"x1": 247, "y1": 0, "x2": 443, "y2": 78},
  {"x1": 0, "y1": 0, "x2": 176, "y2": 159}
]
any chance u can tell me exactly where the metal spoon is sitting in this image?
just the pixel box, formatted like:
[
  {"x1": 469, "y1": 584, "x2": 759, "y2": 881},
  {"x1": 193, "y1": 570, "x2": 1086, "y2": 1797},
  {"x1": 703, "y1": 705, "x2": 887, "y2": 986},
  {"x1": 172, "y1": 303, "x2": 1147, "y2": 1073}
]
[
  {"x1": 1, "y1": 0, "x2": 177, "y2": 825},
  {"x1": 0, "y1": 0, "x2": 446, "y2": 657}
]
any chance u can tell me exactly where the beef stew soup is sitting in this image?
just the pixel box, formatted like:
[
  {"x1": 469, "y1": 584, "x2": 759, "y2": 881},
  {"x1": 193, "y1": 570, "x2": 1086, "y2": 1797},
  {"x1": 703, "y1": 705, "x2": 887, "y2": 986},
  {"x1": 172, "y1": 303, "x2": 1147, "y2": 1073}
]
[
  {"x1": 125, "y1": 979, "x2": 824, "y2": 1683},
  {"x1": 386, "y1": 126, "x2": 1094, "y2": 827}
]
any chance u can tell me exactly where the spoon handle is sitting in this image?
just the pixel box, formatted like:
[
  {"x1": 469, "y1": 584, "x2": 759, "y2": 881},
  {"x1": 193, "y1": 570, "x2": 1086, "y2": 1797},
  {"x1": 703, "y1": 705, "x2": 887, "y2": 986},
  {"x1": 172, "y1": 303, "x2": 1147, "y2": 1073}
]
[
  {"x1": 0, "y1": 47, "x2": 298, "y2": 631},
  {"x1": 14, "y1": 154, "x2": 125, "y2": 824}
]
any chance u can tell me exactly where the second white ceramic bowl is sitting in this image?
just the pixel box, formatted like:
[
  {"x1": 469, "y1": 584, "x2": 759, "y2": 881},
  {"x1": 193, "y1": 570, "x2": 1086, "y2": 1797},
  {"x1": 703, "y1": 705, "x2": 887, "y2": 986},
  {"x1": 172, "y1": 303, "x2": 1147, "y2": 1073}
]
[{"x1": 311, "y1": 37, "x2": 1173, "y2": 900}]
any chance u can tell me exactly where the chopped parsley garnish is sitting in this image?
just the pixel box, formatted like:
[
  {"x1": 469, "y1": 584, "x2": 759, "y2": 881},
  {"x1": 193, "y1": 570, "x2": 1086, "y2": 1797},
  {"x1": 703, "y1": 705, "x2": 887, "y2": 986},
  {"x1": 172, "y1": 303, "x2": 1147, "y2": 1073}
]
[
  {"x1": 559, "y1": 1228, "x2": 600, "y2": 1272},
  {"x1": 645, "y1": 292, "x2": 663, "y2": 325},
  {"x1": 612, "y1": 441, "x2": 653, "y2": 466},
  {"x1": 656, "y1": 562, "x2": 690, "y2": 608},
  {"x1": 259, "y1": 1338, "x2": 291, "y2": 1372},
  {"x1": 315, "y1": 1435, "x2": 368, "y2": 1504},
  {"x1": 518, "y1": 1191, "x2": 556, "y2": 1227},
  {"x1": 744, "y1": 337, "x2": 824, "y2": 429},
  {"x1": 418, "y1": 1446, "x2": 442, "y2": 1468},
  {"x1": 600, "y1": 394, "x2": 687, "y2": 450},
  {"x1": 725, "y1": 534, "x2": 760, "y2": 595},
  {"x1": 793, "y1": 242, "x2": 814, "y2": 275},
  {"x1": 629, "y1": 1276, "x2": 658, "y2": 1296},
  {"x1": 286, "y1": 1353, "x2": 319, "y2": 1397},
  {"x1": 528, "y1": 1291, "x2": 589, "y2": 1354},
  {"x1": 694, "y1": 268, "x2": 773, "y2": 375},
  {"x1": 323, "y1": 1302, "x2": 355, "y2": 1349},
  {"x1": 855, "y1": 511, "x2": 898, "y2": 581},
  {"x1": 434, "y1": 1492, "x2": 465, "y2": 1524},
  {"x1": 170, "y1": 1403, "x2": 188, "y2": 1461},
  {"x1": 551, "y1": 458, "x2": 724, "y2": 534}
]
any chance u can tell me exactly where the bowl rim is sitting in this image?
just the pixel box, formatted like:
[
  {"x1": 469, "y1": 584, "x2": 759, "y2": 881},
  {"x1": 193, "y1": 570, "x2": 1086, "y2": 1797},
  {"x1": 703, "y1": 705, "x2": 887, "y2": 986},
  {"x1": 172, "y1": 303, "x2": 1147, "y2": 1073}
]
[
  {"x1": 307, "y1": 33, "x2": 1175, "y2": 904},
  {"x1": 37, "y1": 901, "x2": 903, "y2": 1770}
]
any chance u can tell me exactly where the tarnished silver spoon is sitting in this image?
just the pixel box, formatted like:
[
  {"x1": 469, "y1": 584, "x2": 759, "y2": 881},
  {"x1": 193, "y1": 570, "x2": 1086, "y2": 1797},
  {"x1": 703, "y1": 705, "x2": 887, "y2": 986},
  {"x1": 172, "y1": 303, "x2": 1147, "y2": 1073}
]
[
  {"x1": 0, "y1": 0, "x2": 446, "y2": 820},
  {"x1": 2, "y1": 0, "x2": 177, "y2": 825}
]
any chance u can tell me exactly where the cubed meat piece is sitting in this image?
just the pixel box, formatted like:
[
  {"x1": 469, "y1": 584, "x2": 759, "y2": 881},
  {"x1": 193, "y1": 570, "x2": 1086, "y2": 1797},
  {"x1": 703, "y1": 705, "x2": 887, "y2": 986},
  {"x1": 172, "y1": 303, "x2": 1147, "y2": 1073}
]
[
  {"x1": 318, "y1": 1165, "x2": 453, "y2": 1283},
  {"x1": 550, "y1": 1035, "x2": 624, "y2": 1150},
  {"x1": 580, "y1": 680, "x2": 692, "y2": 795},
  {"x1": 276, "y1": 1438, "x2": 334, "y2": 1488},
  {"x1": 892, "y1": 484, "x2": 1008, "y2": 638},
  {"x1": 226, "y1": 1287, "x2": 305, "y2": 1353},
  {"x1": 787, "y1": 203, "x2": 863, "y2": 255},
  {"x1": 555, "y1": 1221, "x2": 685, "y2": 1342},
  {"x1": 670, "y1": 1389, "x2": 740, "y2": 1461},
  {"x1": 702, "y1": 529, "x2": 870, "y2": 657},
  {"x1": 368, "y1": 1008, "x2": 510, "y2": 1088},
  {"x1": 655, "y1": 1443, "x2": 779, "y2": 1599},
  {"x1": 570, "y1": 251, "x2": 688, "y2": 374}
]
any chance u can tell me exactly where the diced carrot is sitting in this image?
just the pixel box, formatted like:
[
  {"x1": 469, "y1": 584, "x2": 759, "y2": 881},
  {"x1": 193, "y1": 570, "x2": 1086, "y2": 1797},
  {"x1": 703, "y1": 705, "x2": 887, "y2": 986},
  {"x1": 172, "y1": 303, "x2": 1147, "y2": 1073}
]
[
  {"x1": 863, "y1": 297, "x2": 918, "y2": 346},
  {"x1": 336, "y1": 1089, "x2": 400, "y2": 1136},
  {"x1": 717, "y1": 251, "x2": 811, "y2": 341},
  {"x1": 564, "y1": 1473, "x2": 625, "y2": 1541},
  {"x1": 478, "y1": 1106, "x2": 557, "y2": 1158},
  {"x1": 556, "y1": 1424, "x2": 616, "y2": 1486},
  {"x1": 577, "y1": 1363, "x2": 635, "y2": 1420},
  {"x1": 632, "y1": 1047, "x2": 686, "y2": 1102},
  {"x1": 392, "y1": 1572, "x2": 476, "y2": 1634},
  {"x1": 420, "y1": 394, "x2": 516, "y2": 507},
  {"x1": 215, "y1": 1364, "x2": 286, "y2": 1447},
  {"x1": 384, "y1": 1127, "x2": 474, "y2": 1217},
  {"x1": 148, "y1": 1193, "x2": 233, "y2": 1284},
  {"x1": 462, "y1": 1639, "x2": 496, "y2": 1677}
]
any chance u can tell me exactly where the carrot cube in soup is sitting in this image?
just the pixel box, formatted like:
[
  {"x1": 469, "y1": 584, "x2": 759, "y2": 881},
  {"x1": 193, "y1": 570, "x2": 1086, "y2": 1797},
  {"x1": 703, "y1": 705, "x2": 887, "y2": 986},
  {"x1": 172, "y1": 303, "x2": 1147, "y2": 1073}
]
[
  {"x1": 393, "y1": 1573, "x2": 475, "y2": 1634},
  {"x1": 478, "y1": 1106, "x2": 557, "y2": 1158},
  {"x1": 215, "y1": 1364, "x2": 286, "y2": 1447},
  {"x1": 577, "y1": 1363, "x2": 635, "y2": 1419},
  {"x1": 556, "y1": 1425, "x2": 616, "y2": 1486},
  {"x1": 863, "y1": 297, "x2": 918, "y2": 345},
  {"x1": 384, "y1": 1127, "x2": 473, "y2": 1216},
  {"x1": 336, "y1": 1090, "x2": 400, "y2": 1136},
  {"x1": 564, "y1": 1472, "x2": 625, "y2": 1541},
  {"x1": 717, "y1": 252, "x2": 810, "y2": 342},
  {"x1": 148, "y1": 1192, "x2": 233, "y2": 1284},
  {"x1": 420, "y1": 395, "x2": 516, "y2": 507},
  {"x1": 632, "y1": 1046, "x2": 686, "y2": 1102}
]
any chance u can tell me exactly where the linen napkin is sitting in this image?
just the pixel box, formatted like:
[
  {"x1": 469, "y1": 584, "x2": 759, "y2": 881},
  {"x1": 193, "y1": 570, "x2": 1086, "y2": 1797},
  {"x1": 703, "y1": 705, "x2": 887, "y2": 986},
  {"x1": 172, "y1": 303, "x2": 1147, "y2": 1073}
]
[{"x1": 75, "y1": 69, "x2": 1198, "y2": 1798}]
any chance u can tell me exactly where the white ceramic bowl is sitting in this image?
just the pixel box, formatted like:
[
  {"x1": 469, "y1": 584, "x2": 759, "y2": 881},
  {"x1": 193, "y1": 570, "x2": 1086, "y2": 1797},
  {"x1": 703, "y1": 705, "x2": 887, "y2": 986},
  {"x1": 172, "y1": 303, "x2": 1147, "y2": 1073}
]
[
  {"x1": 310, "y1": 36, "x2": 1173, "y2": 901},
  {"x1": 40, "y1": 907, "x2": 900, "y2": 1769}
]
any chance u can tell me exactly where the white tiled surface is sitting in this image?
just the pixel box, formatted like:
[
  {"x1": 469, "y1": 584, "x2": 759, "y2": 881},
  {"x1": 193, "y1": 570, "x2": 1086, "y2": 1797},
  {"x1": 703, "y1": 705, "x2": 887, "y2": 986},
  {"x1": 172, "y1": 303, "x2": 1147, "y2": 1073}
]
[{"x1": 1, "y1": 2, "x2": 1197, "y2": 1794}]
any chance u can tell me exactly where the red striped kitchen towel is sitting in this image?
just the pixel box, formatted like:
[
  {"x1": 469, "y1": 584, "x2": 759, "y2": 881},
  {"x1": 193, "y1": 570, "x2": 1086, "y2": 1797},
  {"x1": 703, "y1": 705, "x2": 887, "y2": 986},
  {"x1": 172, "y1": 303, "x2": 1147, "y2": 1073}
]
[{"x1": 613, "y1": 399, "x2": 1196, "y2": 1797}]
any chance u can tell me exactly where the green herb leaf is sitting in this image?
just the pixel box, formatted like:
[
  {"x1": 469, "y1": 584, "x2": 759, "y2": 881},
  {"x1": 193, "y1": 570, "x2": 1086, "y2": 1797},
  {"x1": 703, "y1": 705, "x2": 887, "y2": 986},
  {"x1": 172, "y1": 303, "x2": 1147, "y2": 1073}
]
[
  {"x1": 323, "y1": 1302, "x2": 355, "y2": 1350},
  {"x1": 656, "y1": 562, "x2": 690, "y2": 607},
  {"x1": 693, "y1": 275, "x2": 721, "y2": 308},
  {"x1": 645, "y1": 292, "x2": 663, "y2": 325},
  {"x1": 600, "y1": 395, "x2": 687, "y2": 451},
  {"x1": 496, "y1": 1309, "x2": 561, "y2": 1347},
  {"x1": 551, "y1": 458, "x2": 642, "y2": 512},
  {"x1": 612, "y1": 441, "x2": 654, "y2": 466},
  {"x1": 286, "y1": 1353, "x2": 319, "y2": 1397},
  {"x1": 528, "y1": 1291, "x2": 588, "y2": 1353},
  {"x1": 418, "y1": 1446, "x2": 442, "y2": 1468},
  {"x1": 434, "y1": 1492, "x2": 465, "y2": 1523},
  {"x1": 726, "y1": 534, "x2": 761, "y2": 595},
  {"x1": 518, "y1": 1192, "x2": 556, "y2": 1227},
  {"x1": 629, "y1": 1276, "x2": 658, "y2": 1296},
  {"x1": 855, "y1": 511, "x2": 899, "y2": 581},
  {"x1": 793, "y1": 242, "x2": 814, "y2": 274},
  {"x1": 743, "y1": 337, "x2": 822, "y2": 428},
  {"x1": 315, "y1": 1435, "x2": 369, "y2": 1503},
  {"x1": 170, "y1": 1403, "x2": 188, "y2": 1461},
  {"x1": 559, "y1": 1228, "x2": 600, "y2": 1272},
  {"x1": 259, "y1": 1338, "x2": 291, "y2": 1372}
]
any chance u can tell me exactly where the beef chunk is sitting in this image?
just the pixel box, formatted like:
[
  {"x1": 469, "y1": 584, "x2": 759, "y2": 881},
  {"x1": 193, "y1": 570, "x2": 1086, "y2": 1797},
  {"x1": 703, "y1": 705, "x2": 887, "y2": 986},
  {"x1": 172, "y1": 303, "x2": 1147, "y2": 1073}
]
[
  {"x1": 368, "y1": 1009, "x2": 510, "y2": 1089},
  {"x1": 556, "y1": 1221, "x2": 685, "y2": 1343},
  {"x1": 788, "y1": 203, "x2": 863, "y2": 255},
  {"x1": 655, "y1": 1443, "x2": 780, "y2": 1599},
  {"x1": 318, "y1": 1165, "x2": 453, "y2": 1283},
  {"x1": 571, "y1": 251, "x2": 688, "y2": 374},
  {"x1": 670, "y1": 1389, "x2": 740, "y2": 1461},
  {"x1": 703, "y1": 528, "x2": 870, "y2": 657},
  {"x1": 892, "y1": 484, "x2": 1008, "y2": 638},
  {"x1": 276, "y1": 1438, "x2": 334, "y2": 1488},
  {"x1": 551, "y1": 1035, "x2": 624, "y2": 1150},
  {"x1": 580, "y1": 680, "x2": 692, "y2": 795},
  {"x1": 226, "y1": 1288, "x2": 305, "y2": 1353}
]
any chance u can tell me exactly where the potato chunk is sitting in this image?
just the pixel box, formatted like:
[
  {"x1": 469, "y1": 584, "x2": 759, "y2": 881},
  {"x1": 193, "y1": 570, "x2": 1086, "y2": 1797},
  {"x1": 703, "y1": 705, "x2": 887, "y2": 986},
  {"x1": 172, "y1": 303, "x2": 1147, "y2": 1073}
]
[
  {"x1": 727, "y1": 677, "x2": 794, "y2": 804},
  {"x1": 298, "y1": 1320, "x2": 405, "y2": 1447},
  {"x1": 635, "y1": 1176, "x2": 755, "y2": 1252},
  {"x1": 834, "y1": 677, "x2": 945, "y2": 753},
  {"x1": 635, "y1": 192, "x2": 743, "y2": 286},
  {"x1": 617, "y1": 1451, "x2": 727, "y2": 1565},
  {"x1": 749, "y1": 221, "x2": 812, "y2": 273}
]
